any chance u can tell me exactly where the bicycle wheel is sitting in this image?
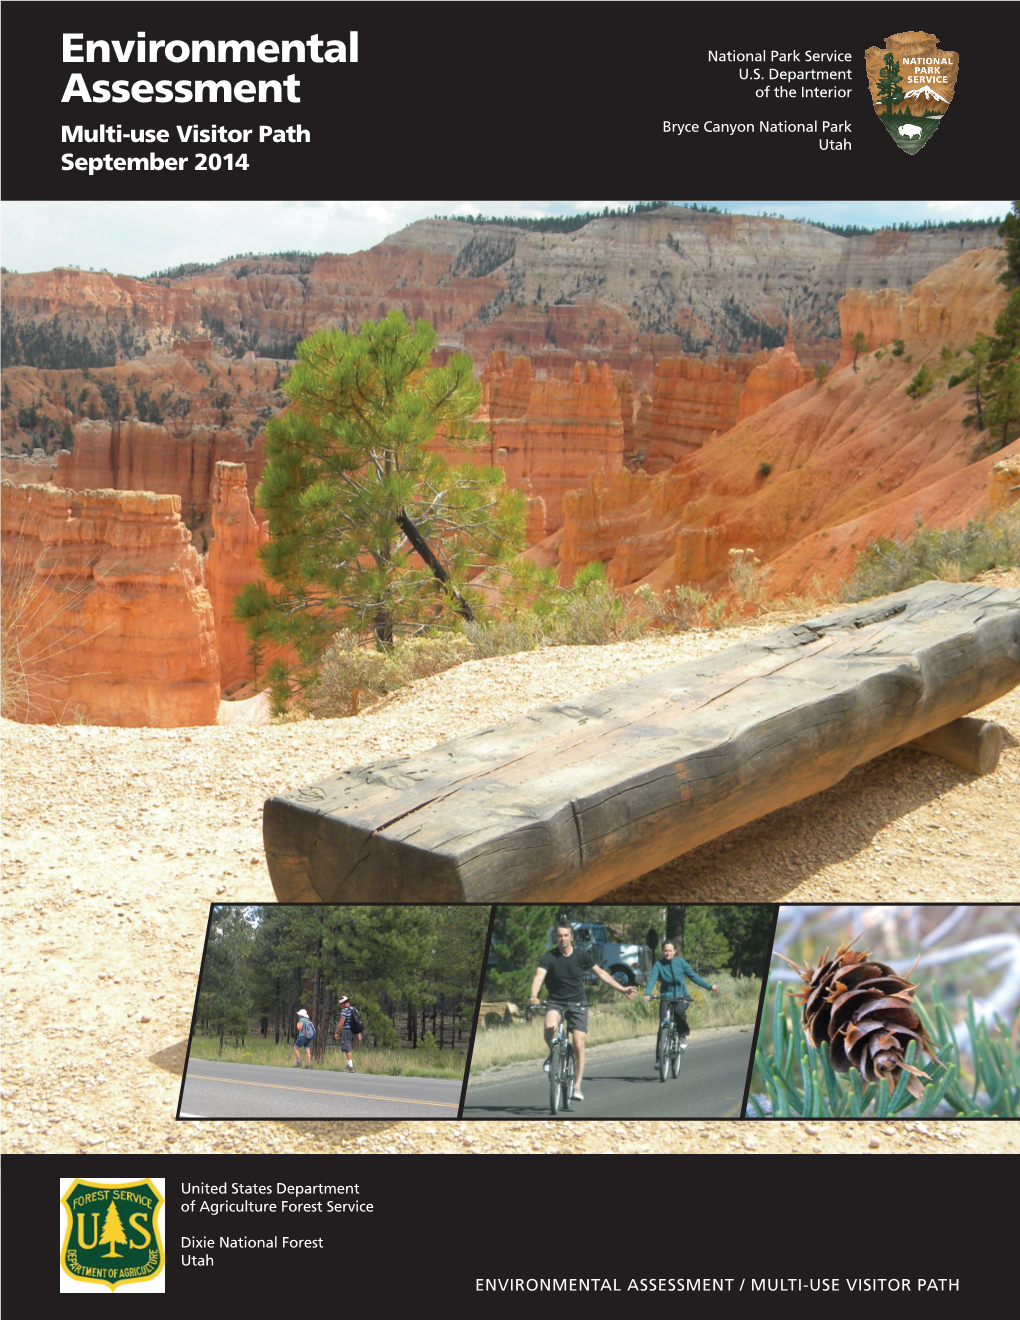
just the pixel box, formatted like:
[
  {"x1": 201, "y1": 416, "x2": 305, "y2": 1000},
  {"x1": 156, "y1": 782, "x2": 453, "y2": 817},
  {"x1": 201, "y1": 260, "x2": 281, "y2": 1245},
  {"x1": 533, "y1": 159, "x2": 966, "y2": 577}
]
[
  {"x1": 562, "y1": 1047, "x2": 574, "y2": 1111},
  {"x1": 549, "y1": 1042, "x2": 564, "y2": 1114},
  {"x1": 670, "y1": 1032, "x2": 683, "y2": 1078},
  {"x1": 657, "y1": 1025, "x2": 672, "y2": 1082}
]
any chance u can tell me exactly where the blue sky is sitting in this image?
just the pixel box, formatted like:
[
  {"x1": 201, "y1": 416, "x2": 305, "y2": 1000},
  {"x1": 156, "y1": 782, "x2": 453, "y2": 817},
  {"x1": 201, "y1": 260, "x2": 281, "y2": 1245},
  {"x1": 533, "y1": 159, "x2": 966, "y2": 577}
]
[{"x1": 0, "y1": 200, "x2": 1010, "y2": 278}]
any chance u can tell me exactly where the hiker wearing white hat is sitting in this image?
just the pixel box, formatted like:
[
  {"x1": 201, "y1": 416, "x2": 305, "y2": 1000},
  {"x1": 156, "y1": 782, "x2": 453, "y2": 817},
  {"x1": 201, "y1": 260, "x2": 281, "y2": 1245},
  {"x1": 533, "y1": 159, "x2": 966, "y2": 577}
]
[
  {"x1": 333, "y1": 994, "x2": 363, "y2": 1073},
  {"x1": 292, "y1": 1009, "x2": 316, "y2": 1069}
]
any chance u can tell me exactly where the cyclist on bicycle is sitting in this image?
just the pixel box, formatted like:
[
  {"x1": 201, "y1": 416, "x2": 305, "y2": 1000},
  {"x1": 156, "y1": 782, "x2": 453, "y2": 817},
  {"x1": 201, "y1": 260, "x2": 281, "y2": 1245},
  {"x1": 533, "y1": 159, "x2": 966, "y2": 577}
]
[
  {"x1": 644, "y1": 941, "x2": 718, "y2": 1071},
  {"x1": 529, "y1": 920, "x2": 638, "y2": 1101}
]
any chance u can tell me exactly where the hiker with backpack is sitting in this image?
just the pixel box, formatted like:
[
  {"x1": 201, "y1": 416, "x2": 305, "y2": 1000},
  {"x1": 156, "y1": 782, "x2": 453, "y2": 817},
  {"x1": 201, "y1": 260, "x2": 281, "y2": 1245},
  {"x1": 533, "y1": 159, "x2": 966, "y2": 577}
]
[
  {"x1": 334, "y1": 994, "x2": 364, "y2": 1072},
  {"x1": 292, "y1": 1009, "x2": 316, "y2": 1069}
]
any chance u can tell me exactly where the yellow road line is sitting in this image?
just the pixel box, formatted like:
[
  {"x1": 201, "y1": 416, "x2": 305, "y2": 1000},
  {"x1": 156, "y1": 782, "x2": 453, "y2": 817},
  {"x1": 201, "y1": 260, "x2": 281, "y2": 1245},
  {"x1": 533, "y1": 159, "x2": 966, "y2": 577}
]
[{"x1": 185, "y1": 1071, "x2": 458, "y2": 1109}]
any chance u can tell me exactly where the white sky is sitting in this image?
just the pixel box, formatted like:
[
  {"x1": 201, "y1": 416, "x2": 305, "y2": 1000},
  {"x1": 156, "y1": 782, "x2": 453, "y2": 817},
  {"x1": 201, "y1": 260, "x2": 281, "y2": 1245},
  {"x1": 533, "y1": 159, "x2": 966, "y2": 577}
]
[{"x1": 0, "y1": 200, "x2": 1010, "y2": 279}]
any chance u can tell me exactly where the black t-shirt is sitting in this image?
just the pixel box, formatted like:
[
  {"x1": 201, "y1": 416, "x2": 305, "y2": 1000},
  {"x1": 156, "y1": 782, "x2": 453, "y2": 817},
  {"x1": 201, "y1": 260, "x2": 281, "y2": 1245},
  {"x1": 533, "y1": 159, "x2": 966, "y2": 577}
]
[{"x1": 538, "y1": 945, "x2": 595, "y2": 1003}]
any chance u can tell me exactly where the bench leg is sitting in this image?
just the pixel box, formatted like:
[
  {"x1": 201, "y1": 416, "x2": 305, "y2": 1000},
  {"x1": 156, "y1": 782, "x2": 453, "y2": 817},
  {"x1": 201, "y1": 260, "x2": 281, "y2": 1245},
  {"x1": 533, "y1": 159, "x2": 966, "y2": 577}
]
[{"x1": 908, "y1": 717, "x2": 1004, "y2": 776}]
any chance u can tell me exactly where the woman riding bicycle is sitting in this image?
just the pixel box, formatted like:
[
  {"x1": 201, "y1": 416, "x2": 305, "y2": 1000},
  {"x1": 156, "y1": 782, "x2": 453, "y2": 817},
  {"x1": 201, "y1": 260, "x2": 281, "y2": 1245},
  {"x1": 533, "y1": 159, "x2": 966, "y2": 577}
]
[{"x1": 643, "y1": 941, "x2": 718, "y2": 1071}]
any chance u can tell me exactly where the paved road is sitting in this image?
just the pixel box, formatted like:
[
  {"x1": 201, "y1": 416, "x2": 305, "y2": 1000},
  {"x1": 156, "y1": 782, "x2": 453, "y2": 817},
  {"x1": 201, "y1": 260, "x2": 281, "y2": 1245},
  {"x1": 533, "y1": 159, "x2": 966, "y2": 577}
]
[
  {"x1": 462, "y1": 1030, "x2": 752, "y2": 1120},
  {"x1": 179, "y1": 1060, "x2": 463, "y2": 1120}
]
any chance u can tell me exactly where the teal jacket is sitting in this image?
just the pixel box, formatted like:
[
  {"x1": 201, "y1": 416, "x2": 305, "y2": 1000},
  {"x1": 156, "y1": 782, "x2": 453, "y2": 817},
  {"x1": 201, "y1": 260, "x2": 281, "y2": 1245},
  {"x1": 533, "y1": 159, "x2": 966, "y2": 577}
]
[{"x1": 645, "y1": 956, "x2": 712, "y2": 999}]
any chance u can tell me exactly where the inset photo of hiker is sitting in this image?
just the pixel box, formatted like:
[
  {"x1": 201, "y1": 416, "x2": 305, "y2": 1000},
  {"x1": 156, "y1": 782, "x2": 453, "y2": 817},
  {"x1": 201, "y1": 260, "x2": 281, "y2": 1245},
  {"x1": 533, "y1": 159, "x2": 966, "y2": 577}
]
[
  {"x1": 462, "y1": 904, "x2": 772, "y2": 1120},
  {"x1": 178, "y1": 904, "x2": 490, "y2": 1121},
  {"x1": 748, "y1": 904, "x2": 1020, "y2": 1122}
]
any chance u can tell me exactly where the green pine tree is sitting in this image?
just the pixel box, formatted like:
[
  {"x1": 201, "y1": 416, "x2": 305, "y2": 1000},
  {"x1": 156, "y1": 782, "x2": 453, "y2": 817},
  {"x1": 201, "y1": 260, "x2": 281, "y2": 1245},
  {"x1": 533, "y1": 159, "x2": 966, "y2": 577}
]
[
  {"x1": 876, "y1": 52, "x2": 906, "y2": 117},
  {"x1": 197, "y1": 937, "x2": 252, "y2": 1057},
  {"x1": 950, "y1": 332, "x2": 993, "y2": 429},
  {"x1": 984, "y1": 350, "x2": 1020, "y2": 450},
  {"x1": 715, "y1": 906, "x2": 774, "y2": 979},
  {"x1": 997, "y1": 200, "x2": 1020, "y2": 288},
  {"x1": 486, "y1": 906, "x2": 559, "y2": 1005},
  {"x1": 235, "y1": 311, "x2": 526, "y2": 710},
  {"x1": 981, "y1": 203, "x2": 1020, "y2": 450},
  {"x1": 680, "y1": 907, "x2": 731, "y2": 977}
]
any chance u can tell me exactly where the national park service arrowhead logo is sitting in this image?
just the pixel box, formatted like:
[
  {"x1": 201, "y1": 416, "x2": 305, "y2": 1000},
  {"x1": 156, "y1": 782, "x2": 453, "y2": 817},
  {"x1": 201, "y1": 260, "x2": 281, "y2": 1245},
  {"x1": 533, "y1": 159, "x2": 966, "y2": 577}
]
[
  {"x1": 865, "y1": 31, "x2": 959, "y2": 154},
  {"x1": 61, "y1": 1179, "x2": 165, "y2": 1291}
]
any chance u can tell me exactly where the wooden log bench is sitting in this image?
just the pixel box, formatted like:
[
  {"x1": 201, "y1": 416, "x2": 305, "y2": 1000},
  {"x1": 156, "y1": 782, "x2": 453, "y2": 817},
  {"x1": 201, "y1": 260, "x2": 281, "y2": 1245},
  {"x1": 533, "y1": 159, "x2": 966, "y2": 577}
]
[{"x1": 263, "y1": 581, "x2": 1020, "y2": 904}]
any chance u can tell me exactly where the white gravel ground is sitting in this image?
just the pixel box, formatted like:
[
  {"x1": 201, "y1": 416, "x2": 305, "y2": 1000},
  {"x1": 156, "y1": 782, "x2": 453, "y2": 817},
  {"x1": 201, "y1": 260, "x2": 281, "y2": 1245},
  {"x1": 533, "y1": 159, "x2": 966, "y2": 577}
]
[{"x1": 2, "y1": 580, "x2": 1017, "y2": 1156}]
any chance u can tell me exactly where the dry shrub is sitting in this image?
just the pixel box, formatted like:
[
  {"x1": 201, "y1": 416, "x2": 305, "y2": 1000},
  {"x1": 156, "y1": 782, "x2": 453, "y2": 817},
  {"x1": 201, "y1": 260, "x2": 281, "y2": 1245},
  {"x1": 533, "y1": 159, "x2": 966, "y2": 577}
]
[
  {"x1": 936, "y1": 557, "x2": 963, "y2": 582},
  {"x1": 727, "y1": 547, "x2": 773, "y2": 609},
  {"x1": 551, "y1": 580, "x2": 639, "y2": 645},
  {"x1": 633, "y1": 582, "x2": 710, "y2": 631},
  {"x1": 310, "y1": 631, "x2": 471, "y2": 718},
  {"x1": 461, "y1": 614, "x2": 546, "y2": 658},
  {"x1": 548, "y1": 564, "x2": 644, "y2": 645},
  {"x1": 781, "y1": 575, "x2": 837, "y2": 613},
  {"x1": 389, "y1": 633, "x2": 473, "y2": 683},
  {"x1": 842, "y1": 507, "x2": 1020, "y2": 601},
  {"x1": 308, "y1": 631, "x2": 386, "y2": 717}
]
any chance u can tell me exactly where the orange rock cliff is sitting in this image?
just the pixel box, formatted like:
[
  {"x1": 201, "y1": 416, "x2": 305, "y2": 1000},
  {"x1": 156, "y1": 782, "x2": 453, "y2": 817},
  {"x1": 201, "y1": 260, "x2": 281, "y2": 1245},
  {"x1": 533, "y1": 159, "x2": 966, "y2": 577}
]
[
  {"x1": 2, "y1": 218, "x2": 1014, "y2": 728},
  {"x1": 552, "y1": 245, "x2": 1016, "y2": 597},
  {"x1": 1, "y1": 482, "x2": 219, "y2": 726}
]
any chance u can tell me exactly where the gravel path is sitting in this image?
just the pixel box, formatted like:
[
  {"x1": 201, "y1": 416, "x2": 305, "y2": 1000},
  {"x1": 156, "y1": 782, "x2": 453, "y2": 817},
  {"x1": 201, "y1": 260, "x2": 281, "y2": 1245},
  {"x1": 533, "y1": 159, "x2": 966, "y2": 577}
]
[{"x1": 2, "y1": 575, "x2": 1018, "y2": 1157}]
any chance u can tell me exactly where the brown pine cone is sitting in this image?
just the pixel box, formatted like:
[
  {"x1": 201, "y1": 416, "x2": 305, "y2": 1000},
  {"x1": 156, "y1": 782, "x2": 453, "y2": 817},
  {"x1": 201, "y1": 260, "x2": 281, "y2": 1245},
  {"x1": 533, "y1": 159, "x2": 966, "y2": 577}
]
[{"x1": 777, "y1": 936, "x2": 938, "y2": 1098}]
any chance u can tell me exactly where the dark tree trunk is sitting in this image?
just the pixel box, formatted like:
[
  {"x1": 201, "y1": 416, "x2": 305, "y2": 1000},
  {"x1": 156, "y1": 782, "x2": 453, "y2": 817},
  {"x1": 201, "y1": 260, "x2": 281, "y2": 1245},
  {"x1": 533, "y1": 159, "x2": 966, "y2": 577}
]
[
  {"x1": 666, "y1": 905, "x2": 687, "y2": 953},
  {"x1": 374, "y1": 604, "x2": 393, "y2": 646},
  {"x1": 397, "y1": 509, "x2": 474, "y2": 621}
]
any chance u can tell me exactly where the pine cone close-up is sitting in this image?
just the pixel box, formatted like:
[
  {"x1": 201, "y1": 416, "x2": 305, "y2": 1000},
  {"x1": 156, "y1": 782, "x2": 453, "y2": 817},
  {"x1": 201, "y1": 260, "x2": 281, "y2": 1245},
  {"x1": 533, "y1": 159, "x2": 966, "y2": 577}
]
[{"x1": 779, "y1": 937, "x2": 939, "y2": 1098}]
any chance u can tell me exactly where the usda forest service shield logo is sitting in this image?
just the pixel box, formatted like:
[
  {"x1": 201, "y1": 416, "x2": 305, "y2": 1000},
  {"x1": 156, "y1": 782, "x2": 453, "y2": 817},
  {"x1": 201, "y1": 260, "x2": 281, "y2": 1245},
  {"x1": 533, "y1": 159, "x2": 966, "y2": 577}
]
[
  {"x1": 61, "y1": 1179, "x2": 165, "y2": 1291},
  {"x1": 865, "y1": 30, "x2": 959, "y2": 154}
]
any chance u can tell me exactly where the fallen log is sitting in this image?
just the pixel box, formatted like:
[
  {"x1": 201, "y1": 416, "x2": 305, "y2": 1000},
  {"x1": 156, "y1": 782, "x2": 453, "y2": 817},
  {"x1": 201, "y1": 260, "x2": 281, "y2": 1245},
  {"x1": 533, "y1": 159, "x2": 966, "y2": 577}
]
[{"x1": 264, "y1": 581, "x2": 1020, "y2": 903}]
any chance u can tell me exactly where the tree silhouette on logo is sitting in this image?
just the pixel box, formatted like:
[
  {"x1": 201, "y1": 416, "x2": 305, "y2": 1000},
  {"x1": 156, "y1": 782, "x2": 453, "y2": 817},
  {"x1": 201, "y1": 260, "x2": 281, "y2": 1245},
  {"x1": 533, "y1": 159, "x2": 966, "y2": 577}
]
[
  {"x1": 877, "y1": 52, "x2": 905, "y2": 117},
  {"x1": 100, "y1": 1202, "x2": 128, "y2": 1258}
]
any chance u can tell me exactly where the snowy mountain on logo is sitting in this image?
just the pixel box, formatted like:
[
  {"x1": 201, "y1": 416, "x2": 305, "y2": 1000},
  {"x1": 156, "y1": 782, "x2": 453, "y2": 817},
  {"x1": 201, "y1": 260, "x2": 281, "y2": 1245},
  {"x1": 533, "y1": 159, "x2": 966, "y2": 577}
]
[{"x1": 903, "y1": 86, "x2": 949, "y2": 103}]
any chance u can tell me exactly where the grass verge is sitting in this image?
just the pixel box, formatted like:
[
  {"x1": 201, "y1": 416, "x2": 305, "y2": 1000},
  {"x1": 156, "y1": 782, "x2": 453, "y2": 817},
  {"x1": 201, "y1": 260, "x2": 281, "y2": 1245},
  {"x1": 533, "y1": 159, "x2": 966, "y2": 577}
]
[{"x1": 188, "y1": 1034, "x2": 467, "y2": 1080}]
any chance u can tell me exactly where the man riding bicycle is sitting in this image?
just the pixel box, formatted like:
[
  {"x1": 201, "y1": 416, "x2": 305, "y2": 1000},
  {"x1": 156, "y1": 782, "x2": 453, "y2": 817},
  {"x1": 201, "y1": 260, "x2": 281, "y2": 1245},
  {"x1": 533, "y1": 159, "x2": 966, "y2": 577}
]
[
  {"x1": 529, "y1": 920, "x2": 638, "y2": 1101},
  {"x1": 644, "y1": 941, "x2": 718, "y2": 1071}
]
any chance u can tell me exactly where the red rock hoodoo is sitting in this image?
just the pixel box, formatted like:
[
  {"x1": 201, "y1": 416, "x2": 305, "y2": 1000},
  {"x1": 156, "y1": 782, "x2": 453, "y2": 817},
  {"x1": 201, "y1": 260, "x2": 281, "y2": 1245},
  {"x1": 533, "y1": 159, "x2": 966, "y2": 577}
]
[
  {"x1": 634, "y1": 354, "x2": 764, "y2": 471},
  {"x1": 54, "y1": 418, "x2": 265, "y2": 536},
  {"x1": 1, "y1": 481, "x2": 219, "y2": 726},
  {"x1": 433, "y1": 352, "x2": 627, "y2": 538},
  {"x1": 204, "y1": 461, "x2": 268, "y2": 689}
]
